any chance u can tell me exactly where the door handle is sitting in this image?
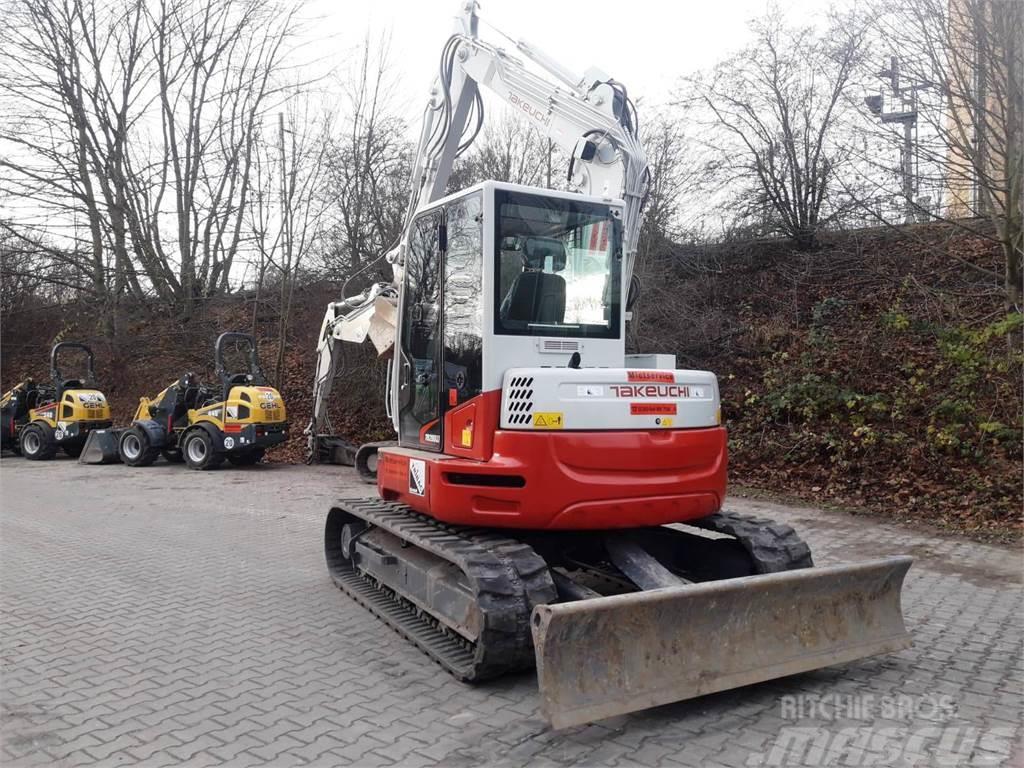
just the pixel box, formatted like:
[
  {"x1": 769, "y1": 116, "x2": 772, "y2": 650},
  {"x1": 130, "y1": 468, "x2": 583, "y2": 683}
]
[{"x1": 385, "y1": 358, "x2": 393, "y2": 420}]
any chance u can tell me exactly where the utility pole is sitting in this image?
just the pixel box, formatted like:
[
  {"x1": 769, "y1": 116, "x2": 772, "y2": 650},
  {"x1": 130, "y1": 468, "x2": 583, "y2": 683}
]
[
  {"x1": 278, "y1": 112, "x2": 291, "y2": 269},
  {"x1": 902, "y1": 116, "x2": 914, "y2": 225},
  {"x1": 275, "y1": 111, "x2": 292, "y2": 386},
  {"x1": 546, "y1": 138, "x2": 552, "y2": 188},
  {"x1": 864, "y1": 56, "x2": 929, "y2": 224}
]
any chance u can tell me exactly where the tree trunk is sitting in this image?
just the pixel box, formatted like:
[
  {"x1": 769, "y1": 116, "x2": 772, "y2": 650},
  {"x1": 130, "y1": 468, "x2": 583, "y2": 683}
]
[{"x1": 1005, "y1": 239, "x2": 1023, "y2": 351}]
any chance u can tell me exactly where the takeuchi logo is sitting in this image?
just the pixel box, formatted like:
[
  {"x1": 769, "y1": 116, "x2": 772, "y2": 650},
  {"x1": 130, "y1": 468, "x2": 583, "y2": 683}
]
[
  {"x1": 611, "y1": 384, "x2": 691, "y2": 398},
  {"x1": 508, "y1": 93, "x2": 551, "y2": 127}
]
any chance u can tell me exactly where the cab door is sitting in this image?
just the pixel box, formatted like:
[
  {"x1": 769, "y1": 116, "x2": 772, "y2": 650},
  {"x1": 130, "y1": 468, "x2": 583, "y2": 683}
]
[{"x1": 397, "y1": 211, "x2": 443, "y2": 450}]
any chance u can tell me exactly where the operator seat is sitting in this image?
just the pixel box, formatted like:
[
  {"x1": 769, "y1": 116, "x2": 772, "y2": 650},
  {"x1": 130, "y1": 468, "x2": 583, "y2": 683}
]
[
  {"x1": 503, "y1": 272, "x2": 566, "y2": 324},
  {"x1": 500, "y1": 237, "x2": 567, "y2": 325},
  {"x1": 25, "y1": 387, "x2": 46, "y2": 411},
  {"x1": 171, "y1": 373, "x2": 199, "y2": 425},
  {"x1": 223, "y1": 373, "x2": 254, "y2": 403}
]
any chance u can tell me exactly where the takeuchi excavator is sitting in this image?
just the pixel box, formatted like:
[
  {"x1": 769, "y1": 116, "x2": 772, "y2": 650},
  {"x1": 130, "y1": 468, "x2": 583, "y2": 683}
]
[{"x1": 310, "y1": 3, "x2": 912, "y2": 729}]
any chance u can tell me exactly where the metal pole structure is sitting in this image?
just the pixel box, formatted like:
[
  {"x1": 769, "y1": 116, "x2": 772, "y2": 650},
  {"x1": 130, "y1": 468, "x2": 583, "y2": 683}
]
[
  {"x1": 865, "y1": 56, "x2": 925, "y2": 224},
  {"x1": 890, "y1": 57, "x2": 913, "y2": 224},
  {"x1": 279, "y1": 112, "x2": 290, "y2": 260},
  {"x1": 546, "y1": 138, "x2": 552, "y2": 188},
  {"x1": 276, "y1": 112, "x2": 291, "y2": 384},
  {"x1": 902, "y1": 119, "x2": 914, "y2": 224}
]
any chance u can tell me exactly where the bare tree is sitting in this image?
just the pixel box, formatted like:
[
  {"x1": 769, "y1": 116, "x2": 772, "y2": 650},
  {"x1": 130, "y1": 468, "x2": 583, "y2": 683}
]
[
  {"x1": 637, "y1": 108, "x2": 711, "y2": 250},
  {"x1": 858, "y1": 0, "x2": 1022, "y2": 316},
  {"x1": 448, "y1": 110, "x2": 552, "y2": 191},
  {"x1": 317, "y1": 37, "x2": 411, "y2": 291},
  {"x1": 0, "y1": 0, "x2": 144, "y2": 308},
  {"x1": 0, "y1": 223, "x2": 85, "y2": 323},
  {"x1": 0, "y1": 0, "x2": 302, "y2": 323},
  {"x1": 246, "y1": 98, "x2": 333, "y2": 383},
  {"x1": 148, "y1": 0, "x2": 300, "y2": 316},
  {"x1": 681, "y1": 9, "x2": 869, "y2": 249}
]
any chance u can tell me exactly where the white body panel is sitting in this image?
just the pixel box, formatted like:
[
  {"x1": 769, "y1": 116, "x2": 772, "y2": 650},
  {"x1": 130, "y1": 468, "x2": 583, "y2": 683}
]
[
  {"x1": 625, "y1": 353, "x2": 677, "y2": 370},
  {"x1": 500, "y1": 368, "x2": 720, "y2": 431}
]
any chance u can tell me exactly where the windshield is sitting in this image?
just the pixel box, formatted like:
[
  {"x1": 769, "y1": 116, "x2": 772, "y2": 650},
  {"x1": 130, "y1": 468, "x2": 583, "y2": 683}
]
[{"x1": 494, "y1": 190, "x2": 621, "y2": 338}]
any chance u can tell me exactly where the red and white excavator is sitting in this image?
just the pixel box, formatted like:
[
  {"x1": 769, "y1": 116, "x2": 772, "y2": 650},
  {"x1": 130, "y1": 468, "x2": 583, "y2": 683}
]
[{"x1": 308, "y1": 2, "x2": 912, "y2": 729}]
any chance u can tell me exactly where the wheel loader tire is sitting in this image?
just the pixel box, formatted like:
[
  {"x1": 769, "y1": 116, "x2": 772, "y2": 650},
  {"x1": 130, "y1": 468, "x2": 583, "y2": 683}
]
[
  {"x1": 63, "y1": 441, "x2": 84, "y2": 458},
  {"x1": 227, "y1": 447, "x2": 265, "y2": 466},
  {"x1": 21, "y1": 423, "x2": 57, "y2": 461},
  {"x1": 182, "y1": 430, "x2": 223, "y2": 471},
  {"x1": 119, "y1": 426, "x2": 160, "y2": 467},
  {"x1": 162, "y1": 447, "x2": 185, "y2": 463}
]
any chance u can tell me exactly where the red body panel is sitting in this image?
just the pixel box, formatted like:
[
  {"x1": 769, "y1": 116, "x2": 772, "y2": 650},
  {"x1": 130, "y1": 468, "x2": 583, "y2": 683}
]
[{"x1": 378, "y1": 392, "x2": 727, "y2": 530}]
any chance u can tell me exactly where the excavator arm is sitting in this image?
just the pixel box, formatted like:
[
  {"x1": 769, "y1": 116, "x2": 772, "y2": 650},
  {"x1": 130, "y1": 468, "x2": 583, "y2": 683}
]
[{"x1": 305, "y1": 1, "x2": 648, "y2": 460}]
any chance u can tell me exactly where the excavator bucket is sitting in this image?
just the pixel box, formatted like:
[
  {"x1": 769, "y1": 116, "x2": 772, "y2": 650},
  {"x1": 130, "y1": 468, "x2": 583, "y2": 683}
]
[
  {"x1": 532, "y1": 556, "x2": 912, "y2": 729},
  {"x1": 78, "y1": 429, "x2": 122, "y2": 464}
]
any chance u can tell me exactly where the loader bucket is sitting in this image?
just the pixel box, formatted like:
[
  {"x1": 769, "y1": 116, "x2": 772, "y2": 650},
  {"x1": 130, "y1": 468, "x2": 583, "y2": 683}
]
[
  {"x1": 78, "y1": 429, "x2": 122, "y2": 464},
  {"x1": 532, "y1": 556, "x2": 912, "y2": 729}
]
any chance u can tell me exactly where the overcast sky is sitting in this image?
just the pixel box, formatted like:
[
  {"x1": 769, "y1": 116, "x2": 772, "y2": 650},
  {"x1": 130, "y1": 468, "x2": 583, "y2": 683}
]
[{"x1": 303, "y1": 0, "x2": 829, "y2": 116}]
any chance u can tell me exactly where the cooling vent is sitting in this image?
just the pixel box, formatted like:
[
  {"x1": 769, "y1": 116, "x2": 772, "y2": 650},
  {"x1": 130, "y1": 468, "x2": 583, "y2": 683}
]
[
  {"x1": 506, "y1": 376, "x2": 535, "y2": 425},
  {"x1": 540, "y1": 339, "x2": 579, "y2": 353}
]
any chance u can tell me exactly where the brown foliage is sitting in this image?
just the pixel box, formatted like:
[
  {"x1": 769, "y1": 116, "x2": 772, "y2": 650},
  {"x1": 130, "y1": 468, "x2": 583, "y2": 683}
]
[
  {"x1": 3, "y1": 224, "x2": 1018, "y2": 540},
  {"x1": 633, "y1": 221, "x2": 1021, "y2": 540}
]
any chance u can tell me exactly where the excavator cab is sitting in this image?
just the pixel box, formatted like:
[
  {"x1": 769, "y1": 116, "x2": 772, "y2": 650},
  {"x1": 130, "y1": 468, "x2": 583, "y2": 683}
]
[{"x1": 389, "y1": 183, "x2": 625, "y2": 459}]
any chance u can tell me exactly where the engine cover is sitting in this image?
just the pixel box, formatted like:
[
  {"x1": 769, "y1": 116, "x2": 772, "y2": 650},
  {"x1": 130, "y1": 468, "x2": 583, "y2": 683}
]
[{"x1": 500, "y1": 368, "x2": 720, "y2": 431}]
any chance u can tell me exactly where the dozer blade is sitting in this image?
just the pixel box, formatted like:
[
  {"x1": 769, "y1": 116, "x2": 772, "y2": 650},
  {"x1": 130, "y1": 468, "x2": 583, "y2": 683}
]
[
  {"x1": 532, "y1": 556, "x2": 912, "y2": 729},
  {"x1": 78, "y1": 429, "x2": 123, "y2": 464}
]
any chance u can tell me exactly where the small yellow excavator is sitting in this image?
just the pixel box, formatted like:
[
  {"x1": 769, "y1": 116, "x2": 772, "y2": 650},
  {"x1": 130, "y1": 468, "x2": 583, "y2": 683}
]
[
  {"x1": 1, "y1": 342, "x2": 112, "y2": 460},
  {"x1": 113, "y1": 332, "x2": 288, "y2": 470}
]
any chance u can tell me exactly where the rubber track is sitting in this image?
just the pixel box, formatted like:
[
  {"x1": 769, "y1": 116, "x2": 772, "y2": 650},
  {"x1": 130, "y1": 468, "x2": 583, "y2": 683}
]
[
  {"x1": 693, "y1": 509, "x2": 814, "y2": 572},
  {"x1": 325, "y1": 498, "x2": 556, "y2": 682}
]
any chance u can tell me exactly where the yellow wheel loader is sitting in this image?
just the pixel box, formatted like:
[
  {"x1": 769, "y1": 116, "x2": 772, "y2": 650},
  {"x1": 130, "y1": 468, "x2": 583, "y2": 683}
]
[
  {"x1": 1, "y1": 343, "x2": 112, "y2": 460},
  {"x1": 116, "y1": 332, "x2": 288, "y2": 470}
]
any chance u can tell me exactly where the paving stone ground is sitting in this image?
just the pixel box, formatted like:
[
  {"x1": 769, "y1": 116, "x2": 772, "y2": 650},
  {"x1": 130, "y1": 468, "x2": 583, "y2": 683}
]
[{"x1": 1, "y1": 458, "x2": 1021, "y2": 767}]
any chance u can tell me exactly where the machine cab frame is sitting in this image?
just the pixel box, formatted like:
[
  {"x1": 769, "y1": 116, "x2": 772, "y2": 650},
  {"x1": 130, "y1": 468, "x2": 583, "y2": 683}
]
[{"x1": 394, "y1": 181, "x2": 625, "y2": 451}]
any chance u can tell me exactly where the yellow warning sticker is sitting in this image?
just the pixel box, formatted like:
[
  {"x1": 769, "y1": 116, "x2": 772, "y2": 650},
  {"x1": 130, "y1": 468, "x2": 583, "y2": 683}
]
[{"x1": 532, "y1": 412, "x2": 564, "y2": 429}]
